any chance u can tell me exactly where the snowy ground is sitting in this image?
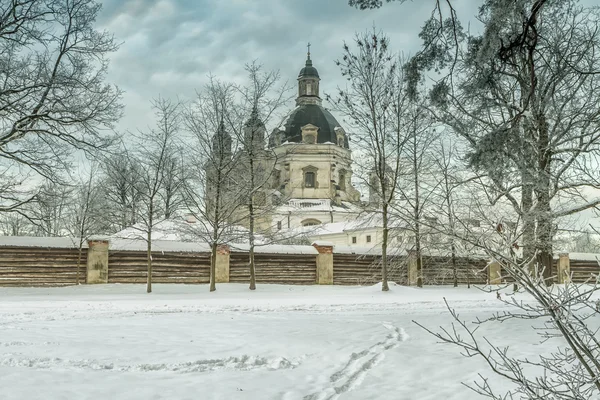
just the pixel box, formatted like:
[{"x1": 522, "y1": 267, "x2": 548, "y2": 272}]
[{"x1": 0, "y1": 283, "x2": 575, "y2": 399}]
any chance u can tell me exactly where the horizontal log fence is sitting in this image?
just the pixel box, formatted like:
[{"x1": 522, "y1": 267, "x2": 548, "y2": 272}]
[{"x1": 0, "y1": 237, "x2": 598, "y2": 287}]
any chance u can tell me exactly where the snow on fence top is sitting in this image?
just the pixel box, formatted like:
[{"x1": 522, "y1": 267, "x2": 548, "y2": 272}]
[
  {"x1": 110, "y1": 238, "x2": 212, "y2": 253},
  {"x1": 230, "y1": 243, "x2": 318, "y2": 255},
  {"x1": 334, "y1": 245, "x2": 386, "y2": 256},
  {"x1": 0, "y1": 236, "x2": 86, "y2": 249},
  {"x1": 567, "y1": 252, "x2": 600, "y2": 262}
]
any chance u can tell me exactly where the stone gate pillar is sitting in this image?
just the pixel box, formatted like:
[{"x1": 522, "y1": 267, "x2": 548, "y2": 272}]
[
  {"x1": 312, "y1": 241, "x2": 334, "y2": 285},
  {"x1": 488, "y1": 260, "x2": 502, "y2": 285},
  {"x1": 87, "y1": 239, "x2": 109, "y2": 284},
  {"x1": 407, "y1": 250, "x2": 418, "y2": 286},
  {"x1": 557, "y1": 253, "x2": 570, "y2": 284},
  {"x1": 215, "y1": 244, "x2": 230, "y2": 283}
]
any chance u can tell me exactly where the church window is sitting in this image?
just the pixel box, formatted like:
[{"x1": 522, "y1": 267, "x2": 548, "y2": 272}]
[
  {"x1": 339, "y1": 172, "x2": 346, "y2": 191},
  {"x1": 338, "y1": 137, "x2": 344, "y2": 146},
  {"x1": 272, "y1": 169, "x2": 281, "y2": 189},
  {"x1": 306, "y1": 83, "x2": 312, "y2": 95},
  {"x1": 302, "y1": 219, "x2": 321, "y2": 227},
  {"x1": 366, "y1": 235, "x2": 372, "y2": 243},
  {"x1": 304, "y1": 171, "x2": 316, "y2": 188},
  {"x1": 352, "y1": 236, "x2": 357, "y2": 244},
  {"x1": 272, "y1": 194, "x2": 281, "y2": 206},
  {"x1": 277, "y1": 221, "x2": 282, "y2": 230}
]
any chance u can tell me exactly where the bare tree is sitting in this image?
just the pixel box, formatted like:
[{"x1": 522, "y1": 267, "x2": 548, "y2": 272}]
[
  {"x1": 415, "y1": 233, "x2": 600, "y2": 399},
  {"x1": 100, "y1": 152, "x2": 144, "y2": 232},
  {"x1": 131, "y1": 97, "x2": 182, "y2": 294},
  {"x1": 161, "y1": 152, "x2": 186, "y2": 219},
  {"x1": 0, "y1": 212, "x2": 33, "y2": 236},
  {"x1": 389, "y1": 1, "x2": 600, "y2": 284},
  {"x1": 65, "y1": 164, "x2": 107, "y2": 284},
  {"x1": 30, "y1": 179, "x2": 73, "y2": 237},
  {"x1": 0, "y1": 0, "x2": 122, "y2": 219},
  {"x1": 227, "y1": 62, "x2": 292, "y2": 290},
  {"x1": 330, "y1": 29, "x2": 410, "y2": 291},
  {"x1": 429, "y1": 137, "x2": 483, "y2": 287},
  {"x1": 184, "y1": 78, "x2": 245, "y2": 292},
  {"x1": 392, "y1": 103, "x2": 438, "y2": 287}
]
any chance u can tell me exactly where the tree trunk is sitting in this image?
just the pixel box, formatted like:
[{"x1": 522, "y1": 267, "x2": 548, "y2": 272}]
[
  {"x1": 381, "y1": 203, "x2": 389, "y2": 291},
  {"x1": 146, "y1": 227, "x2": 152, "y2": 293},
  {"x1": 522, "y1": 180, "x2": 535, "y2": 270},
  {"x1": 210, "y1": 241, "x2": 217, "y2": 292},
  {"x1": 536, "y1": 181, "x2": 553, "y2": 285},
  {"x1": 536, "y1": 113, "x2": 553, "y2": 285},
  {"x1": 248, "y1": 202, "x2": 256, "y2": 290},
  {"x1": 451, "y1": 240, "x2": 458, "y2": 288},
  {"x1": 76, "y1": 243, "x2": 83, "y2": 285},
  {"x1": 249, "y1": 243, "x2": 256, "y2": 290},
  {"x1": 415, "y1": 229, "x2": 423, "y2": 288},
  {"x1": 248, "y1": 157, "x2": 257, "y2": 290},
  {"x1": 413, "y1": 134, "x2": 423, "y2": 288}
]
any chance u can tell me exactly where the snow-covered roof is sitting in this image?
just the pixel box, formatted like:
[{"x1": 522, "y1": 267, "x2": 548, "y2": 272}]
[
  {"x1": 112, "y1": 218, "x2": 264, "y2": 245},
  {"x1": 274, "y1": 199, "x2": 362, "y2": 214},
  {"x1": 0, "y1": 236, "x2": 85, "y2": 249},
  {"x1": 308, "y1": 213, "x2": 407, "y2": 235},
  {"x1": 110, "y1": 238, "x2": 211, "y2": 253},
  {"x1": 230, "y1": 243, "x2": 318, "y2": 255},
  {"x1": 566, "y1": 252, "x2": 600, "y2": 262}
]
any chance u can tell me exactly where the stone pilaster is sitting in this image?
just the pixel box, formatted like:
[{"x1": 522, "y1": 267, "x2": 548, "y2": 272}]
[
  {"x1": 215, "y1": 244, "x2": 230, "y2": 283},
  {"x1": 407, "y1": 250, "x2": 418, "y2": 286},
  {"x1": 557, "y1": 253, "x2": 570, "y2": 284},
  {"x1": 488, "y1": 261, "x2": 502, "y2": 285},
  {"x1": 313, "y1": 241, "x2": 334, "y2": 284},
  {"x1": 86, "y1": 239, "x2": 109, "y2": 284}
]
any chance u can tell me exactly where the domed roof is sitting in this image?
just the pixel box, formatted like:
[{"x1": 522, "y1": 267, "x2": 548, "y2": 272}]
[
  {"x1": 270, "y1": 104, "x2": 349, "y2": 148},
  {"x1": 298, "y1": 57, "x2": 319, "y2": 79}
]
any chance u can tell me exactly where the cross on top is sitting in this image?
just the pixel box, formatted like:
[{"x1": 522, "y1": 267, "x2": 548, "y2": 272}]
[{"x1": 307, "y1": 42, "x2": 311, "y2": 56}]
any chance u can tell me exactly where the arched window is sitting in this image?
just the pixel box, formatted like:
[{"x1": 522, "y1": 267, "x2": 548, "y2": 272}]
[
  {"x1": 304, "y1": 171, "x2": 315, "y2": 188},
  {"x1": 303, "y1": 165, "x2": 318, "y2": 188},
  {"x1": 302, "y1": 219, "x2": 322, "y2": 227},
  {"x1": 338, "y1": 171, "x2": 346, "y2": 191},
  {"x1": 272, "y1": 169, "x2": 281, "y2": 189}
]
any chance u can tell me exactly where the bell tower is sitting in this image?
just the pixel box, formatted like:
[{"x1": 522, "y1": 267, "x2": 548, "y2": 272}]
[{"x1": 297, "y1": 43, "x2": 321, "y2": 106}]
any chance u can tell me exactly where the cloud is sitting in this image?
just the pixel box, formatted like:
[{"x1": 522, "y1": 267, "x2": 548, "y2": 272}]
[{"x1": 95, "y1": 0, "x2": 478, "y2": 133}]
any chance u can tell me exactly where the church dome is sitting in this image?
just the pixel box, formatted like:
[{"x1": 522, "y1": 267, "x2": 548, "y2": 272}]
[
  {"x1": 270, "y1": 104, "x2": 349, "y2": 148},
  {"x1": 269, "y1": 48, "x2": 348, "y2": 149},
  {"x1": 298, "y1": 59, "x2": 319, "y2": 79}
]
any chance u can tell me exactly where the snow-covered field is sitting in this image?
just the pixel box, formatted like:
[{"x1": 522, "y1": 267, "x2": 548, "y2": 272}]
[{"x1": 0, "y1": 283, "x2": 567, "y2": 399}]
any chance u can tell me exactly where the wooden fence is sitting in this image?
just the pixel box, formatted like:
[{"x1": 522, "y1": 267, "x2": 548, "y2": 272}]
[
  {"x1": 0, "y1": 237, "x2": 598, "y2": 287},
  {"x1": 230, "y1": 252, "x2": 316, "y2": 285},
  {"x1": 421, "y1": 256, "x2": 489, "y2": 286},
  {"x1": 333, "y1": 253, "x2": 406, "y2": 285},
  {"x1": 0, "y1": 246, "x2": 87, "y2": 287},
  {"x1": 570, "y1": 257, "x2": 600, "y2": 283},
  {"x1": 108, "y1": 250, "x2": 210, "y2": 284}
]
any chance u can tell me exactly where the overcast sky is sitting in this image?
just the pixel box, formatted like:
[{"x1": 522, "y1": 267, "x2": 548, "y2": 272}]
[
  {"x1": 94, "y1": 0, "x2": 598, "y2": 230},
  {"x1": 96, "y1": 0, "x2": 478, "y2": 133}
]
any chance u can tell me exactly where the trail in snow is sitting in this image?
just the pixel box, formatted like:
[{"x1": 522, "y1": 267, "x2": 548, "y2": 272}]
[
  {"x1": 0, "y1": 354, "x2": 301, "y2": 373},
  {"x1": 303, "y1": 323, "x2": 409, "y2": 400}
]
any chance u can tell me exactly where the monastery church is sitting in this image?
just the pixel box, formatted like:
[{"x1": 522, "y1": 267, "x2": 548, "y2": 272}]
[
  {"x1": 117, "y1": 49, "x2": 388, "y2": 248},
  {"x1": 205, "y1": 49, "x2": 374, "y2": 242}
]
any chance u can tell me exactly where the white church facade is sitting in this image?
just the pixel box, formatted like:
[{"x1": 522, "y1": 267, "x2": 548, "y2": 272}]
[
  {"x1": 265, "y1": 50, "x2": 363, "y2": 231},
  {"x1": 204, "y1": 49, "x2": 367, "y2": 237}
]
